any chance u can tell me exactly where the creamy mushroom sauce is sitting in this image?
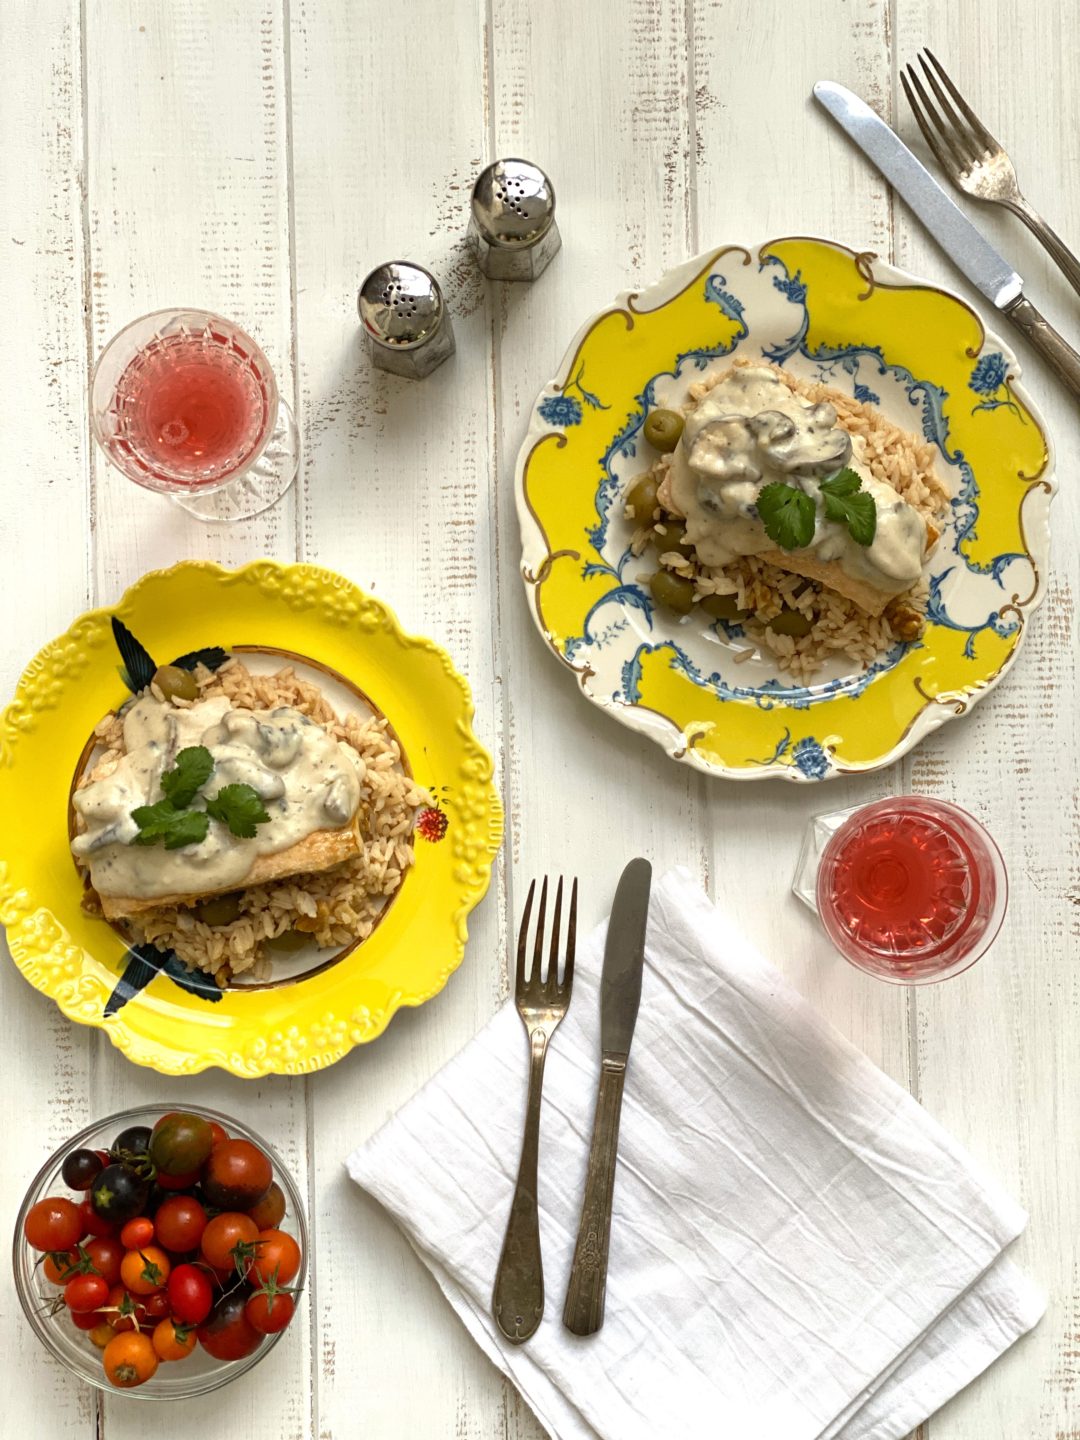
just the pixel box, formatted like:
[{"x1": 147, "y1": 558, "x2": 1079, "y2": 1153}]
[
  {"x1": 71, "y1": 694, "x2": 364, "y2": 899},
  {"x1": 666, "y1": 366, "x2": 928, "y2": 594}
]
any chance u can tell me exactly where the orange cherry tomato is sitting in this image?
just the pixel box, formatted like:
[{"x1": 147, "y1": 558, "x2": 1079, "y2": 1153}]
[
  {"x1": 152, "y1": 1317, "x2": 196, "y2": 1362},
  {"x1": 251, "y1": 1229, "x2": 301, "y2": 1287},
  {"x1": 24, "y1": 1197, "x2": 82, "y2": 1252},
  {"x1": 43, "y1": 1249, "x2": 80, "y2": 1285},
  {"x1": 103, "y1": 1331, "x2": 158, "y2": 1388},
  {"x1": 200, "y1": 1212, "x2": 259, "y2": 1274},
  {"x1": 120, "y1": 1246, "x2": 171, "y2": 1296},
  {"x1": 120, "y1": 1217, "x2": 154, "y2": 1250},
  {"x1": 89, "y1": 1322, "x2": 114, "y2": 1350}
]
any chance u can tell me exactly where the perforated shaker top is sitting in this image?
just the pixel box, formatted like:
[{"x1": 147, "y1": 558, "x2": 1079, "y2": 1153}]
[
  {"x1": 471, "y1": 159, "x2": 556, "y2": 247},
  {"x1": 358, "y1": 262, "x2": 444, "y2": 349}
]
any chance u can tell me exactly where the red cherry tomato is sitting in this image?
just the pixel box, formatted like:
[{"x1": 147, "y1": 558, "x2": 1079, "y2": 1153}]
[
  {"x1": 200, "y1": 1212, "x2": 259, "y2": 1274},
  {"x1": 78, "y1": 1199, "x2": 118, "y2": 1239},
  {"x1": 153, "y1": 1195, "x2": 208, "y2": 1254},
  {"x1": 197, "y1": 1290, "x2": 263, "y2": 1361},
  {"x1": 202, "y1": 1140, "x2": 272, "y2": 1211},
  {"x1": 120, "y1": 1217, "x2": 155, "y2": 1250},
  {"x1": 84, "y1": 1237, "x2": 124, "y2": 1288},
  {"x1": 245, "y1": 1286, "x2": 295, "y2": 1335},
  {"x1": 106, "y1": 1285, "x2": 147, "y2": 1333},
  {"x1": 142, "y1": 1289, "x2": 170, "y2": 1319},
  {"x1": 208, "y1": 1121, "x2": 228, "y2": 1149},
  {"x1": 156, "y1": 1166, "x2": 203, "y2": 1191},
  {"x1": 72, "y1": 1306, "x2": 108, "y2": 1331},
  {"x1": 166, "y1": 1264, "x2": 214, "y2": 1325},
  {"x1": 65, "y1": 1272, "x2": 110, "y2": 1314},
  {"x1": 24, "y1": 1197, "x2": 83, "y2": 1252}
]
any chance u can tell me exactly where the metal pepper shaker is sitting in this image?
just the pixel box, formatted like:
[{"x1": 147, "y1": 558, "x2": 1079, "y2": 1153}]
[
  {"x1": 357, "y1": 262, "x2": 455, "y2": 378},
  {"x1": 468, "y1": 159, "x2": 561, "y2": 281}
]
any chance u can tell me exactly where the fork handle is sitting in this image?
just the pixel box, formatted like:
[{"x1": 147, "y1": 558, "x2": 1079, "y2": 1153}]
[
  {"x1": 492, "y1": 1028, "x2": 549, "y2": 1344},
  {"x1": 1009, "y1": 197, "x2": 1080, "y2": 303},
  {"x1": 1004, "y1": 294, "x2": 1080, "y2": 403},
  {"x1": 562, "y1": 1056, "x2": 627, "y2": 1336}
]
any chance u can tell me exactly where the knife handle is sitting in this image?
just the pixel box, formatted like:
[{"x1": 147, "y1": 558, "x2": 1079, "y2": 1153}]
[
  {"x1": 562, "y1": 1056, "x2": 627, "y2": 1336},
  {"x1": 1004, "y1": 294, "x2": 1080, "y2": 403}
]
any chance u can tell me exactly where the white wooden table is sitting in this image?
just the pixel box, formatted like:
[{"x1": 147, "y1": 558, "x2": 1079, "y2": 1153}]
[{"x1": 2, "y1": 2, "x2": 1077, "y2": 1435}]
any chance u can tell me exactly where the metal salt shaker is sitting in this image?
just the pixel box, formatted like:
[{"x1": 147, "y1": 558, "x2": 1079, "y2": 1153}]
[
  {"x1": 468, "y1": 159, "x2": 561, "y2": 281},
  {"x1": 357, "y1": 262, "x2": 455, "y2": 378}
]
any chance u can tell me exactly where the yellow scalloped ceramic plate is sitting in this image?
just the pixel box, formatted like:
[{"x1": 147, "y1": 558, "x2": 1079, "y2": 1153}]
[
  {"x1": 516, "y1": 238, "x2": 1055, "y2": 780},
  {"x1": 0, "y1": 561, "x2": 503, "y2": 1076}
]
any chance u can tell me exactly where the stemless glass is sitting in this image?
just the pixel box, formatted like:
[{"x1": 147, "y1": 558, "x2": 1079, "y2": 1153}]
[
  {"x1": 792, "y1": 796, "x2": 1008, "y2": 983},
  {"x1": 90, "y1": 308, "x2": 299, "y2": 523}
]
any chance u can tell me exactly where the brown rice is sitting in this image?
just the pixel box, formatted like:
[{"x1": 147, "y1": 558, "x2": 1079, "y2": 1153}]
[
  {"x1": 78, "y1": 659, "x2": 427, "y2": 985},
  {"x1": 628, "y1": 361, "x2": 949, "y2": 679}
]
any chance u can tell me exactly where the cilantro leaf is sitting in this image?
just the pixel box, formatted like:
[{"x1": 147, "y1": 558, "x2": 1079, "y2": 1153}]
[
  {"x1": 818, "y1": 466, "x2": 862, "y2": 499},
  {"x1": 131, "y1": 800, "x2": 210, "y2": 850},
  {"x1": 757, "y1": 481, "x2": 816, "y2": 551},
  {"x1": 160, "y1": 746, "x2": 214, "y2": 808},
  {"x1": 820, "y1": 469, "x2": 878, "y2": 546},
  {"x1": 205, "y1": 784, "x2": 271, "y2": 839}
]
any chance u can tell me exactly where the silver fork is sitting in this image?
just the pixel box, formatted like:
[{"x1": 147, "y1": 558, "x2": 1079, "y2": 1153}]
[
  {"x1": 902, "y1": 49, "x2": 1080, "y2": 300},
  {"x1": 492, "y1": 875, "x2": 577, "y2": 1344}
]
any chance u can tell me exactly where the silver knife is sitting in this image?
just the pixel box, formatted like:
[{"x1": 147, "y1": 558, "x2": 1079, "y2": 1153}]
[
  {"x1": 563, "y1": 857, "x2": 652, "y2": 1336},
  {"x1": 815, "y1": 80, "x2": 1080, "y2": 401}
]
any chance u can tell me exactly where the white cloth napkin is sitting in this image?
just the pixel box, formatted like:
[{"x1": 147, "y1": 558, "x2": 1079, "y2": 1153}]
[{"x1": 347, "y1": 868, "x2": 1043, "y2": 1440}]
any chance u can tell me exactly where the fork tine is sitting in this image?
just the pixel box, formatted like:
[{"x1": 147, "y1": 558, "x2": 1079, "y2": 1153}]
[
  {"x1": 515, "y1": 879, "x2": 535, "y2": 995},
  {"x1": 546, "y1": 876, "x2": 564, "y2": 993},
  {"x1": 923, "y1": 48, "x2": 998, "y2": 157},
  {"x1": 901, "y1": 67, "x2": 966, "y2": 179},
  {"x1": 563, "y1": 877, "x2": 578, "y2": 994},
  {"x1": 531, "y1": 875, "x2": 548, "y2": 984},
  {"x1": 917, "y1": 52, "x2": 979, "y2": 168}
]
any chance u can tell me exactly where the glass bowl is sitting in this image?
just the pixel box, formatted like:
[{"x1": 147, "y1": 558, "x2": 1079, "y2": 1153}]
[{"x1": 12, "y1": 1104, "x2": 307, "y2": 1398}]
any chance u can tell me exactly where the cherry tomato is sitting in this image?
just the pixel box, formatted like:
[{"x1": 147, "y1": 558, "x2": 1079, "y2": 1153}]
[
  {"x1": 142, "y1": 1290, "x2": 170, "y2": 1319},
  {"x1": 65, "y1": 1273, "x2": 110, "y2": 1314},
  {"x1": 43, "y1": 1249, "x2": 80, "y2": 1285},
  {"x1": 78, "y1": 1199, "x2": 117, "y2": 1239},
  {"x1": 156, "y1": 1167, "x2": 203, "y2": 1191},
  {"x1": 72, "y1": 1306, "x2": 108, "y2": 1331},
  {"x1": 200, "y1": 1212, "x2": 259, "y2": 1275},
  {"x1": 166, "y1": 1263, "x2": 213, "y2": 1325},
  {"x1": 88, "y1": 1322, "x2": 114, "y2": 1350},
  {"x1": 150, "y1": 1113, "x2": 213, "y2": 1177},
  {"x1": 208, "y1": 1121, "x2": 228, "y2": 1149},
  {"x1": 91, "y1": 1164, "x2": 148, "y2": 1224},
  {"x1": 106, "y1": 1285, "x2": 147, "y2": 1333},
  {"x1": 120, "y1": 1217, "x2": 155, "y2": 1250},
  {"x1": 120, "y1": 1245, "x2": 171, "y2": 1295},
  {"x1": 94, "y1": 1149, "x2": 111, "y2": 1168},
  {"x1": 247, "y1": 1181, "x2": 286, "y2": 1231},
  {"x1": 24, "y1": 1197, "x2": 82, "y2": 1252},
  {"x1": 197, "y1": 1289, "x2": 263, "y2": 1361},
  {"x1": 153, "y1": 1316, "x2": 196, "y2": 1362},
  {"x1": 202, "y1": 1140, "x2": 272, "y2": 1211},
  {"x1": 62, "y1": 1148, "x2": 104, "y2": 1190},
  {"x1": 154, "y1": 1195, "x2": 207, "y2": 1253},
  {"x1": 251, "y1": 1229, "x2": 302, "y2": 1287},
  {"x1": 245, "y1": 1286, "x2": 295, "y2": 1335},
  {"x1": 103, "y1": 1331, "x2": 158, "y2": 1388},
  {"x1": 84, "y1": 1237, "x2": 124, "y2": 1288}
]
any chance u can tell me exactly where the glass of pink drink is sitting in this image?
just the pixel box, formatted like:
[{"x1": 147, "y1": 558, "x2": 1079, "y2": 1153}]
[{"x1": 91, "y1": 309, "x2": 299, "y2": 523}]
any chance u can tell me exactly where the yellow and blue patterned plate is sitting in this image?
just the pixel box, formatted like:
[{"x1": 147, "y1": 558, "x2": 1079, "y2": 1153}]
[
  {"x1": 515, "y1": 238, "x2": 1055, "y2": 780},
  {"x1": 0, "y1": 561, "x2": 503, "y2": 1076}
]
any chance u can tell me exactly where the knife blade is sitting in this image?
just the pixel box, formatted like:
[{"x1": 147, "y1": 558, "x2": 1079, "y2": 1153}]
[
  {"x1": 563, "y1": 857, "x2": 651, "y2": 1336},
  {"x1": 600, "y1": 855, "x2": 651, "y2": 1057},
  {"x1": 814, "y1": 80, "x2": 1080, "y2": 401},
  {"x1": 813, "y1": 81, "x2": 1022, "y2": 309}
]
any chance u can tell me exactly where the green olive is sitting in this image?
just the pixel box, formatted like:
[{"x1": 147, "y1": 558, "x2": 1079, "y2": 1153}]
[
  {"x1": 699, "y1": 593, "x2": 749, "y2": 621},
  {"x1": 648, "y1": 570, "x2": 696, "y2": 615},
  {"x1": 767, "y1": 608, "x2": 813, "y2": 638},
  {"x1": 153, "y1": 664, "x2": 198, "y2": 702},
  {"x1": 643, "y1": 408, "x2": 685, "y2": 453},
  {"x1": 625, "y1": 474, "x2": 659, "y2": 522},
  {"x1": 265, "y1": 928, "x2": 310, "y2": 953},
  {"x1": 650, "y1": 519, "x2": 695, "y2": 558},
  {"x1": 195, "y1": 893, "x2": 243, "y2": 927}
]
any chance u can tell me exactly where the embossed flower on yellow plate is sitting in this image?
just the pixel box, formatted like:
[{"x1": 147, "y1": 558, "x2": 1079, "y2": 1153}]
[
  {"x1": 516, "y1": 238, "x2": 1055, "y2": 780},
  {"x1": 0, "y1": 561, "x2": 503, "y2": 1076}
]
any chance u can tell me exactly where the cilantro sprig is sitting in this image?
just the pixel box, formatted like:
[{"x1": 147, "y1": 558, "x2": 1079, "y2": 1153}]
[
  {"x1": 130, "y1": 745, "x2": 270, "y2": 850},
  {"x1": 757, "y1": 466, "x2": 877, "y2": 552}
]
